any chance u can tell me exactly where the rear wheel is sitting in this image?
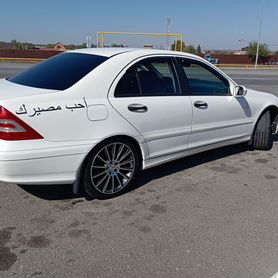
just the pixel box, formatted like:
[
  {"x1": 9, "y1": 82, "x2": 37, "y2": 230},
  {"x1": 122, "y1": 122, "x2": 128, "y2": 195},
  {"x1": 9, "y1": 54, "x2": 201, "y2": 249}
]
[
  {"x1": 251, "y1": 110, "x2": 273, "y2": 150},
  {"x1": 83, "y1": 139, "x2": 139, "y2": 198}
]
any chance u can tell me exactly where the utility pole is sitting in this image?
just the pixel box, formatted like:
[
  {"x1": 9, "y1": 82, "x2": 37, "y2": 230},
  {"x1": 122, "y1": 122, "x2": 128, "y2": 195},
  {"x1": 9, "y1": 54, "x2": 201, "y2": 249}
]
[
  {"x1": 166, "y1": 17, "x2": 172, "y2": 50},
  {"x1": 255, "y1": 0, "x2": 265, "y2": 69}
]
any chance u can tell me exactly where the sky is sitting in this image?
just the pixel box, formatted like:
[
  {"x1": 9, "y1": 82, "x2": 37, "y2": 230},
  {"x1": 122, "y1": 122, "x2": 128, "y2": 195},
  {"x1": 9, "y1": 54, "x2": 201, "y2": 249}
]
[{"x1": 0, "y1": 0, "x2": 277, "y2": 51}]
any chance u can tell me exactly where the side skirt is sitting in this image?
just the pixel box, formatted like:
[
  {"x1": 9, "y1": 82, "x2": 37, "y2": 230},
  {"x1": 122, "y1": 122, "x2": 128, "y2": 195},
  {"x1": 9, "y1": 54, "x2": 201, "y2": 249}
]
[{"x1": 142, "y1": 135, "x2": 250, "y2": 170}]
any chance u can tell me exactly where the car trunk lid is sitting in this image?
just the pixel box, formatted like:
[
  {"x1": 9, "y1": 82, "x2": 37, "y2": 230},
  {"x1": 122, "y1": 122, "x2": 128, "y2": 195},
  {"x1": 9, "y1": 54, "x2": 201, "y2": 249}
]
[{"x1": 0, "y1": 78, "x2": 58, "y2": 101}]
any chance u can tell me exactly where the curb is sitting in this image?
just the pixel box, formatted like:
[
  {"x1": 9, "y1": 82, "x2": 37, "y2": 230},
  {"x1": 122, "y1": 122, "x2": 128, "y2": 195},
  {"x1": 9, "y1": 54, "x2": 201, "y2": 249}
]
[{"x1": 216, "y1": 64, "x2": 278, "y2": 69}]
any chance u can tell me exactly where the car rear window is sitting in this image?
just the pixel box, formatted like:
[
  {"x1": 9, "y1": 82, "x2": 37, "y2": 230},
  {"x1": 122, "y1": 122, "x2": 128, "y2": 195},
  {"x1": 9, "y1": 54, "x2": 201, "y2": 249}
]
[{"x1": 8, "y1": 53, "x2": 108, "y2": 90}]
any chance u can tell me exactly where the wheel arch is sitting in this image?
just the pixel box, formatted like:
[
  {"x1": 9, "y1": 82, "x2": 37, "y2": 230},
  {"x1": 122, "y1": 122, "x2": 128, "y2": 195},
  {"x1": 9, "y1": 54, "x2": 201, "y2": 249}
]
[
  {"x1": 249, "y1": 105, "x2": 278, "y2": 146},
  {"x1": 72, "y1": 135, "x2": 145, "y2": 195},
  {"x1": 268, "y1": 105, "x2": 278, "y2": 132},
  {"x1": 257, "y1": 105, "x2": 278, "y2": 133}
]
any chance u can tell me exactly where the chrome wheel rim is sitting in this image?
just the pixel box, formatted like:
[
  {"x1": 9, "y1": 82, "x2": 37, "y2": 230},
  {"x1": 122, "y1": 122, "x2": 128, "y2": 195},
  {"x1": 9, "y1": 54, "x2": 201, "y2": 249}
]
[{"x1": 90, "y1": 143, "x2": 136, "y2": 195}]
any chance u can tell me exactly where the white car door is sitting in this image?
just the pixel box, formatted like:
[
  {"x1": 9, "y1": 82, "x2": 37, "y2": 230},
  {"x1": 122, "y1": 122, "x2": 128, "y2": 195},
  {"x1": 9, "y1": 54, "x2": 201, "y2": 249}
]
[
  {"x1": 108, "y1": 56, "x2": 192, "y2": 159},
  {"x1": 176, "y1": 57, "x2": 253, "y2": 149}
]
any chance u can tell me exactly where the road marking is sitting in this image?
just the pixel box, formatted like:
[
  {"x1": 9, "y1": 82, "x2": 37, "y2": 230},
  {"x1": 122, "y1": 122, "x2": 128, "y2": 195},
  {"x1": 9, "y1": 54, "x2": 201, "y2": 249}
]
[{"x1": 233, "y1": 77, "x2": 277, "y2": 81}]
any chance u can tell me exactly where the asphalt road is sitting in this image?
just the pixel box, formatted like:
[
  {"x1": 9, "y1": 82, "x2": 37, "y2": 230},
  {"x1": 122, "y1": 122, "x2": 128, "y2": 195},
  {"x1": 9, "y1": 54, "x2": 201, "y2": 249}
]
[
  {"x1": 0, "y1": 63, "x2": 278, "y2": 278},
  {"x1": 0, "y1": 62, "x2": 32, "y2": 79},
  {"x1": 222, "y1": 68, "x2": 278, "y2": 97}
]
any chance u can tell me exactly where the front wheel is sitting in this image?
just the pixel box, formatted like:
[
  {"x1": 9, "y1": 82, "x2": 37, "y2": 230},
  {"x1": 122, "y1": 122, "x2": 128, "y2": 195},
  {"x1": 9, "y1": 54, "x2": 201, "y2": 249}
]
[
  {"x1": 83, "y1": 139, "x2": 139, "y2": 198},
  {"x1": 251, "y1": 110, "x2": 273, "y2": 150}
]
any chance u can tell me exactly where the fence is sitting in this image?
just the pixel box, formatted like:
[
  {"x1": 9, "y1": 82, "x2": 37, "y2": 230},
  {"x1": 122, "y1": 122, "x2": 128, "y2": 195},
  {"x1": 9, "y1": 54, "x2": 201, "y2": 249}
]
[{"x1": 0, "y1": 49, "x2": 277, "y2": 64}]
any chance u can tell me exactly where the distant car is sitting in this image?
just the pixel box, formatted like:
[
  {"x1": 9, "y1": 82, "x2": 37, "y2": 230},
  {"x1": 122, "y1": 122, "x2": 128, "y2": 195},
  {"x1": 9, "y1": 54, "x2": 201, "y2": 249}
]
[
  {"x1": 204, "y1": 53, "x2": 219, "y2": 64},
  {"x1": 0, "y1": 48, "x2": 277, "y2": 198}
]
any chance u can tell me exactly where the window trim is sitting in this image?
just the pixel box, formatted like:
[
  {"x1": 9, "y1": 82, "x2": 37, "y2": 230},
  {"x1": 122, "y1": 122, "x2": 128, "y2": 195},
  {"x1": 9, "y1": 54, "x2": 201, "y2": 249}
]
[
  {"x1": 114, "y1": 56, "x2": 182, "y2": 98},
  {"x1": 174, "y1": 57, "x2": 232, "y2": 96}
]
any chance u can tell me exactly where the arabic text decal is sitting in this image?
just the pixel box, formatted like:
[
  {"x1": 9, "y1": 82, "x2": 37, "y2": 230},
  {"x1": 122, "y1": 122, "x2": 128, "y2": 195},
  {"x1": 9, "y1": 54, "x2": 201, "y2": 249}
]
[{"x1": 15, "y1": 98, "x2": 88, "y2": 117}]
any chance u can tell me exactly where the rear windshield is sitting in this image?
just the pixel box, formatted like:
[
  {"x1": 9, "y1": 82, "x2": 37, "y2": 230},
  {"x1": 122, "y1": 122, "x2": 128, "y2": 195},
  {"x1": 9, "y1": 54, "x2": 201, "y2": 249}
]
[{"x1": 8, "y1": 53, "x2": 108, "y2": 90}]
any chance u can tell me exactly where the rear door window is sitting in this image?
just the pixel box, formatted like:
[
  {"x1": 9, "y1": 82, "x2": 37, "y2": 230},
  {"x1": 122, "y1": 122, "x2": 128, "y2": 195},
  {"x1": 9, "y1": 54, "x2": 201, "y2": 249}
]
[
  {"x1": 115, "y1": 57, "x2": 180, "y2": 97},
  {"x1": 8, "y1": 53, "x2": 108, "y2": 90}
]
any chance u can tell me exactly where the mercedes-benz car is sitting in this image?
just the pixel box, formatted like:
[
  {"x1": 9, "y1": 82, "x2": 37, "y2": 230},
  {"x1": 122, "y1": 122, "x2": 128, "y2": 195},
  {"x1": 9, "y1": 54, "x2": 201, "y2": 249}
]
[{"x1": 0, "y1": 48, "x2": 277, "y2": 198}]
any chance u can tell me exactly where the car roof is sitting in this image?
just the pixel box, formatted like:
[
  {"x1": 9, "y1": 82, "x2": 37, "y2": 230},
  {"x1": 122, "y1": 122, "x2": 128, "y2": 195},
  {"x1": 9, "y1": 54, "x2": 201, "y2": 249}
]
[{"x1": 68, "y1": 47, "x2": 199, "y2": 59}]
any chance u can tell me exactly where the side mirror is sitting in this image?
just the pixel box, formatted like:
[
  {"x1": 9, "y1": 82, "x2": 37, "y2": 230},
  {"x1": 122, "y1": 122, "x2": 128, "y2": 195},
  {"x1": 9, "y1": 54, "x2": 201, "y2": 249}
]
[{"x1": 235, "y1": 85, "x2": 247, "y2": 97}]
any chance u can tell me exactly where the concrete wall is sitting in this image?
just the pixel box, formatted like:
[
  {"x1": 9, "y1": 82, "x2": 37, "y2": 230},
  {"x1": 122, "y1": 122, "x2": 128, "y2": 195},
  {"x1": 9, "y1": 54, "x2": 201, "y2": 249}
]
[
  {"x1": 0, "y1": 49, "x2": 277, "y2": 64},
  {"x1": 199, "y1": 54, "x2": 278, "y2": 64}
]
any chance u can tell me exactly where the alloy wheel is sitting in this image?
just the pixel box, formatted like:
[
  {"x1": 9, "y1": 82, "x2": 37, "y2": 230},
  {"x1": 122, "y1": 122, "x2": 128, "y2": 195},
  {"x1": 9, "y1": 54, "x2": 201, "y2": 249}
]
[{"x1": 90, "y1": 142, "x2": 136, "y2": 194}]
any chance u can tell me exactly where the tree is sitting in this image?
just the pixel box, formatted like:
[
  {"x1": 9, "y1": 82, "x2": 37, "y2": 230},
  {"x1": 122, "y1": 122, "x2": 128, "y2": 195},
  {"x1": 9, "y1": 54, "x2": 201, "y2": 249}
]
[
  {"x1": 11, "y1": 39, "x2": 18, "y2": 50},
  {"x1": 171, "y1": 40, "x2": 186, "y2": 51},
  {"x1": 80, "y1": 43, "x2": 87, "y2": 48},
  {"x1": 46, "y1": 43, "x2": 54, "y2": 48},
  {"x1": 197, "y1": 44, "x2": 202, "y2": 53},
  {"x1": 186, "y1": 45, "x2": 196, "y2": 54},
  {"x1": 247, "y1": 41, "x2": 270, "y2": 63},
  {"x1": 171, "y1": 40, "x2": 196, "y2": 53},
  {"x1": 111, "y1": 43, "x2": 125, "y2": 47}
]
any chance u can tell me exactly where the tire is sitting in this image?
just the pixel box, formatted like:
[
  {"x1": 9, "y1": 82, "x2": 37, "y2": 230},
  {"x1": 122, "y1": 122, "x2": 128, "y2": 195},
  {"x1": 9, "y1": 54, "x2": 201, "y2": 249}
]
[
  {"x1": 251, "y1": 110, "x2": 273, "y2": 150},
  {"x1": 83, "y1": 139, "x2": 139, "y2": 199}
]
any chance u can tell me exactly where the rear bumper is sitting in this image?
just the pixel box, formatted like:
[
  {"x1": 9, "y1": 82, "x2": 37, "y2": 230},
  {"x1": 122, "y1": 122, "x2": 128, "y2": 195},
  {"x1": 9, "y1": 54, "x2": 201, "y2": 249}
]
[
  {"x1": 0, "y1": 140, "x2": 96, "y2": 185},
  {"x1": 0, "y1": 154, "x2": 84, "y2": 185}
]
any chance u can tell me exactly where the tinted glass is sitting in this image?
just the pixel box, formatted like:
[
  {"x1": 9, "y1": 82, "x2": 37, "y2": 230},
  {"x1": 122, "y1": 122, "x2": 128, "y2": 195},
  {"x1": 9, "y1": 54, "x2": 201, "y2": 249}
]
[
  {"x1": 8, "y1": 53, "x2": 108, "y2": 90},
  {"x1": 179, "y1": 59, "x2": 230, "y2": 96},
  {"x1": 137, "y1": 58, "x2": 178, "y2": 96},
  {"x1": 115, "y1": 67, "x2": 140, "y2": 97},
  {"x1": 115, "y1": 57, "x2": 179, "y2": 97}
]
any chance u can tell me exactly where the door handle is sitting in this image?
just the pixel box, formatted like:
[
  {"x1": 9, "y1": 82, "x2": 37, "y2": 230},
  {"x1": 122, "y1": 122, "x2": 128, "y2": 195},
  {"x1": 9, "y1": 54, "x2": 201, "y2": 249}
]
[
  {"x1": 194, "y1": 101, "x2": 208, "y2": 109},
  {"x1": 128, "y1": 104, "x2": 148, "y2": 113}
]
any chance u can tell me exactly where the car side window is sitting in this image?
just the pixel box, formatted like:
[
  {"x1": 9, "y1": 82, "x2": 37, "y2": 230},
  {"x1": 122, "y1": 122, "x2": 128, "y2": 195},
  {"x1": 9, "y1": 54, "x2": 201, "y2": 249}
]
[
  {"x1": 114, "y1": 67, "x2": 140, "y2": 97},
  {"x1": 115, "y1": 57, "x2": 180, "y2": 97},
  {"x1": 178, "y1": 58, "x2": 230, "y2": 96}
]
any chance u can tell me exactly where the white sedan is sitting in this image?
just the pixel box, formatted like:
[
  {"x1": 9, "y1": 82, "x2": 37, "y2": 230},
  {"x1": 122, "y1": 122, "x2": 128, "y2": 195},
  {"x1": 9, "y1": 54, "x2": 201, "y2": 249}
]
[{"x1": 0, "y1": 48, "x2": 277, "y2": 198}]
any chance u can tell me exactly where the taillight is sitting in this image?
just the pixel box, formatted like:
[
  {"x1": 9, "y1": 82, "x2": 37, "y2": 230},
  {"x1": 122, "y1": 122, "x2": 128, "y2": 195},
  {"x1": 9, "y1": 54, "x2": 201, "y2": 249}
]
[{"x1": 0, "y1": 106, "x2": 43, "y2": 140}]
